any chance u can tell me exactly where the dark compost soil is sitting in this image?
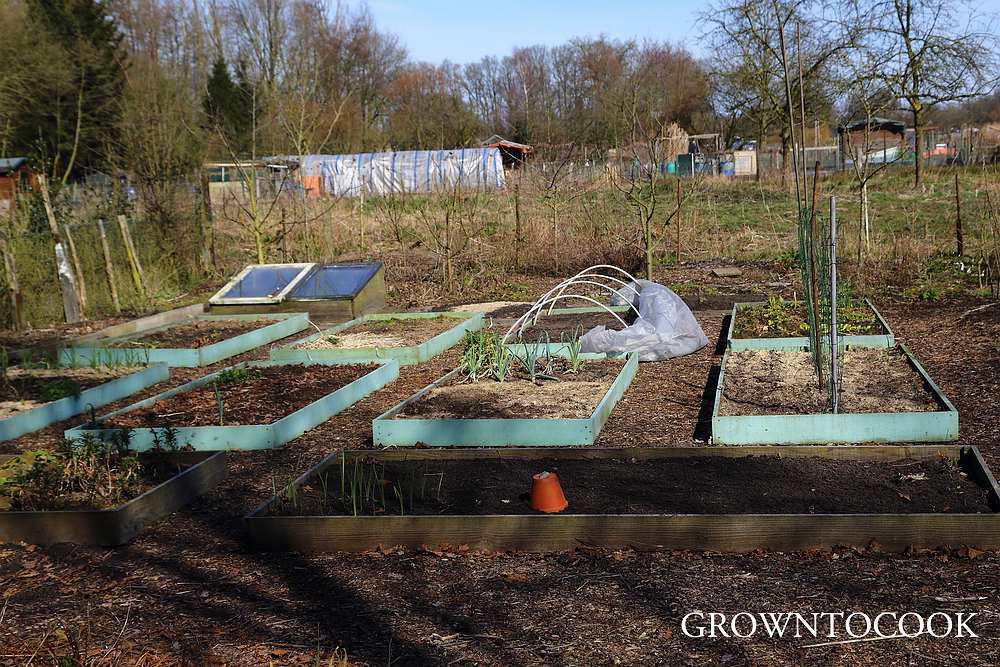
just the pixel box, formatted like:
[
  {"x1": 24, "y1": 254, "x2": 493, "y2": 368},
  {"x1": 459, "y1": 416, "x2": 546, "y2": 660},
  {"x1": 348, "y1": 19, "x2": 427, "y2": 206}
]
[
  {"x1": 104, "y1": 364, "x2": 375, "y2": 427},
  {"x1": 0, "y1": 368, "x2": 138, "y2": 419},
  {"x1": 284, "y1": 454, "x2": 991, "y2": 516},
  {"x1": 109, "y1": 318, "x2": 272, "y2": 349},
  {"x1": 515, "y1": 311, "x2": 633, "y2": 340},
  {"x1": 0, "y1": 370, "x2": 126, "y2": 403},
  {"x1": 399, "y1": 358, "x2": 624, "y2": 419}
]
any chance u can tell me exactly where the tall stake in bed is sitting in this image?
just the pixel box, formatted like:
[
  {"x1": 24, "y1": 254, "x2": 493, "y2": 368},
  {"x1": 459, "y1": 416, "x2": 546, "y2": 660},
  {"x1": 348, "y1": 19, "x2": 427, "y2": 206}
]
[
  {"x1": 808, "y1": 162, "x2": 823, "y2": 389},
  {"x1": 829, "y1": 195, "x2": 839, "y2": 414}
]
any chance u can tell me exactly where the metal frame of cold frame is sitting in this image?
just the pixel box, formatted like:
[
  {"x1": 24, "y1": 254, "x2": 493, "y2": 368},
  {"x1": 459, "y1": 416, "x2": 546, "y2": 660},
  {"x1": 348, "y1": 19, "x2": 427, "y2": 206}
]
[{"x1": 209, "y1": 263, "x2": 315, "y2": 305}]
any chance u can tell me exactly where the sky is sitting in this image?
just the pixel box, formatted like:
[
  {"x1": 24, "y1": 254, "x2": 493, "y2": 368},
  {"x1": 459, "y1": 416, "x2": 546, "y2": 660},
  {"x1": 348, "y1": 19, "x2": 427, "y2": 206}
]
[
  {"x1": 355, "y1": 1, "x2": 705, "y2": 64},
  {"x1": 353, "y1": 0, "x2": 1000, "y2": 65}
]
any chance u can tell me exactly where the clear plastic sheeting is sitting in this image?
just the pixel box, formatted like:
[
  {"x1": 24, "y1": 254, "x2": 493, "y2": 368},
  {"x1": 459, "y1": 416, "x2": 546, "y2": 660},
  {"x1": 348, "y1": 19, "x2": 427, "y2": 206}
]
[
  {"x1": 290, "y1": 263, "x2": 381, "y2": 299},
  {"x1": 290, "y1": 148, "x2": 505, "y2": 198},
  {"x1": 218, "y1": 265, "x2": 308, "y2": 299},
  {"x1": 580, "y1": 280, "x2": 709, "y2": 362}
]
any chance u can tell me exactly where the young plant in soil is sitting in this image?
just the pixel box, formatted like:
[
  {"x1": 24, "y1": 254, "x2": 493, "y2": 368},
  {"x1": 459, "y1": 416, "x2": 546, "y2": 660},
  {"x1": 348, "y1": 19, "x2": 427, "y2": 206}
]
[
  {"x1": 561, "y1": 327, "x2": 587, "y2": 373},
  {"x1": 0, "y1": 432, "x2": 186, "y2": 511},
  {"x1": 734, "y1": 295, "x2": 879, "y2": 338},
  {"x1": 459, "y1": 330, "x2": 515, "y2": 382},
  {"x1": 278, "y1": 453, "x2": 449, "y2": 517}
]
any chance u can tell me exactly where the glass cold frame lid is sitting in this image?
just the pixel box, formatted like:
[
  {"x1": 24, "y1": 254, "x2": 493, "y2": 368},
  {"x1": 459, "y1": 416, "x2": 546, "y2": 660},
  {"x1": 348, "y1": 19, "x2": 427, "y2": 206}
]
[
  {"x1": 290, "y1": 263, "x2": 381, "y2": 299},
  {"x1": 215, "y1": 264, "x2": 313, "y2": 300}
]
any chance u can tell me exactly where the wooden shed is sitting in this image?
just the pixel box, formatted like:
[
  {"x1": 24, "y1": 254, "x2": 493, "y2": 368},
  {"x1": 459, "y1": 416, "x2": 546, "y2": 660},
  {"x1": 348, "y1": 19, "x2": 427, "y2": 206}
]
[
  {"x1": 838, "y1": 117, "x2": 906, "y2": 159},
  {"x1": 0, "y1": 157, "x2": 35, "y2": 215},
  {"x1": 482, "y1": 135, "x2": 533, "y2": 169}
]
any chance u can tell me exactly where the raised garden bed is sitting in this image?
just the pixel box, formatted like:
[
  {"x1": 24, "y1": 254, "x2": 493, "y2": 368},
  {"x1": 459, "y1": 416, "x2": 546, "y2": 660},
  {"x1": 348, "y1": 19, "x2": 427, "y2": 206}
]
[
  {"x1": 0, "y1": 364, "x2": 168, "y2": 442},
  {"x1": 270, "y1": 312, "x2": 483, "y2": 365},
  {"x1": 712, "y1": 345, "x2": 958, "y2": 445},
  {"x1": 728, "y1": 297, "x2": 894, "y2": 350},
  {"x1": 59, "y1": 313, "x2": 310, "y2": 368},
  {"x1": 373, "y1": 353, "x2": 638, "y2": 447},
  {"x1": 0, "y1": 450, "x2": 226, "y2": 546},
  {"x1": 65, "y1": 360, "x2": 399, "y2": 451},
  {"x1": 244, "y1": 445, "x2": 1000, "y2": 553}
]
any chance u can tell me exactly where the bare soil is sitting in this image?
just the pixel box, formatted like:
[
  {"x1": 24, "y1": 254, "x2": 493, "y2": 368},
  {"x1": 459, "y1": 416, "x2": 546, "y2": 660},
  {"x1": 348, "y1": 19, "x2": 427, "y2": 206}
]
[
  {"x1": 284, "y1": 455, "x2": 991, "y2": 517},
  {"x1": 720, "y1": 347, "x2": 940, "y2": 416},
  {"x1": 399, "y1": 359, "x2": 623, "y2": 419},
  {"x1": 104, "y1": 364, "x2": 374, "y2": 427},
  {"x1": 109, "y1": 318, "x2": 272, "y2": 349},
  {"x1": 297, "y1": 316, "x2": 458, "y2": 350}
]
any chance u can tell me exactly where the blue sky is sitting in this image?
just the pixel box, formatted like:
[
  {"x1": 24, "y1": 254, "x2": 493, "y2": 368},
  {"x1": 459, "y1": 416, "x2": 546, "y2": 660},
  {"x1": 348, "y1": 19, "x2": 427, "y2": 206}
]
[
  {"x1": 355, "y1": 1, "x2": 705, "y2": 63},
  {"x1": 353, "y1": 0, "x2": 1000, "y2": 65}
]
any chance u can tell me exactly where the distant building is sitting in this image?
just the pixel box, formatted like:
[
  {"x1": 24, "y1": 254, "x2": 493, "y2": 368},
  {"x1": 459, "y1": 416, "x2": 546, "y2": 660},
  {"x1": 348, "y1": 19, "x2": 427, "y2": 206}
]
[
  {"x1": 838, "y1": 117, "x2": 907, "y2": 165},
  {"x1": 481, "y1": 135, "x2": 533, "y2": 169},
  {"x1": 0, "y1": 157, "x2": 35, "y2": 215}
]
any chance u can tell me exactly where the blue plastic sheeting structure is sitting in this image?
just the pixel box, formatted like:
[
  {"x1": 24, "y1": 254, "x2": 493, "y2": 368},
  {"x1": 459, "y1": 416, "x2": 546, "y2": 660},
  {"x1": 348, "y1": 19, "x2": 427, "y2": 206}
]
[{"x1": 280, "y1": 147, "x2": 506, "y2": 197}]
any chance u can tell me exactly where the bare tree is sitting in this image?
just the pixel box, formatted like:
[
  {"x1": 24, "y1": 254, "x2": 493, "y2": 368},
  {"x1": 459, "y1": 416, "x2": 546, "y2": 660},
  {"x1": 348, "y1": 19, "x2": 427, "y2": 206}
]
[
  {"x1": 703, "y1": 0, "x2": 850, "y2": 183},
  {"x1": 852, "y1": 0, "x2": 999, "y2": 187}
]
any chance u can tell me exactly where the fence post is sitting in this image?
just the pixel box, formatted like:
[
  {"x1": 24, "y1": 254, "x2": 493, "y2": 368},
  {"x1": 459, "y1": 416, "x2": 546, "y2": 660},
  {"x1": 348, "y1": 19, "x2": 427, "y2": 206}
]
[
  {"x1": 954, "y1": 171, "x2": 964, "y2": 257},
  {"x1": 37, "y1": 174, "x2": 82, "y2": 324},
  {"x1": 116, "y1": 214, "x2": 147, "y2": 299},
  {"x1": 0, "y1": 235, "x2": 24, "y2": 330},
  {"x1": 62, "y1": 223, "x2": 87, "y2": 311},
  {"x1": 97, "y1": 219, "x2": 121, "y2": 313}
]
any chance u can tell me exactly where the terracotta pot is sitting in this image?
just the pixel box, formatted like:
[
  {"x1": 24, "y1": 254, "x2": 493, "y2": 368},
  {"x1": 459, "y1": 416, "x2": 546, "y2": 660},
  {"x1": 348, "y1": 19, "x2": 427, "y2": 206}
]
[{"x1": 530, "y1": 471, "x2": 568, "y2": 513}]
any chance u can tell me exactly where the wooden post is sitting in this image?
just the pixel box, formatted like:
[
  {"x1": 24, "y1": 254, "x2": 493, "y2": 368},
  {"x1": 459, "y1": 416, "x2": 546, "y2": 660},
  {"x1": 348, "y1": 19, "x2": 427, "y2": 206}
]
[
  {"x1": 0, "y1": 236, "x2": 24, "y2": 330},
  {"x1": 62, "y1": 223, "x2": 87, "y2": 311},
  {"x1": 675, "y1": 178, "x2": 682, "y2": 263},
  {"x1": 37, "y1": 174, "x2": 82, "y2": 324},
  {"x1": 198, "y1": 168, "x2": 215, "y2": 272},
  {"x1": 955, "y1": 171, "x2": 964, "y2": 257},
  {"x1": 97, "y1": 219, "x2": 121, "y2": 313},
  {"x1": 116, "y1": 214, "x2": 147, "y2": 299}
]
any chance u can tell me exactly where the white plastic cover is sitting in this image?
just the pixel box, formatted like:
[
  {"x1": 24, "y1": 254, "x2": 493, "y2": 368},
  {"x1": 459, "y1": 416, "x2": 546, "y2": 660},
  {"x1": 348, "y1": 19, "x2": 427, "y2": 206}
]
[
  {"x1": 580, "y1": 280, "x2": 709, "y2": 362},
  {"x1": 290, "y1": 147, "x2": 505, "y2": 197}
]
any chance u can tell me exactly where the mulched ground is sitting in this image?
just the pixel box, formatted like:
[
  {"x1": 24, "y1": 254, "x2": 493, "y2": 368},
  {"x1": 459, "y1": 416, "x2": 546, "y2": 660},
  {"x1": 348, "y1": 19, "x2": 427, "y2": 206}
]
[
  {"x1": 301, "y1": 316, "x2": 460, "y2": 349},
  {"x1": 399, "y1": 359, "x2": 623, "y2": 419},
  {"x1": 0, "y1": 264, "x2": 999, "y2": 665},
  {"x1": 109, "y1": 318, "x2": 274, "y2": 349},
  {"x1": 105, "y1": 364, "x2": 375, "y2": 428},
  {"x1": 284, "y1": 455, "x2": 990, "y2": 516},
  {"x1": 720, "y1": 347, "x2": 939, "y2": 416}
]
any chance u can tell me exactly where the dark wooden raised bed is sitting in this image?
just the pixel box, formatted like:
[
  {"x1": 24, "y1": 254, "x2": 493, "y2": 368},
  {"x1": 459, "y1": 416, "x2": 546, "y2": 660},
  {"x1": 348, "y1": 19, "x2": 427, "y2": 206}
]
[
  {"x1": 244, "y1": 446, "x2": 1000, "y2": 553},
  {"x1": 0, "y1": 451, "x2": 226, "y2": 546}
]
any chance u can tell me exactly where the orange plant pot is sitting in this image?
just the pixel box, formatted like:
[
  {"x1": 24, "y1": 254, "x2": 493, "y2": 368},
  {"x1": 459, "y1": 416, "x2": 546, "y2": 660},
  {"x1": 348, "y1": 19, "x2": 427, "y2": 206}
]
[{"x1": 530, "y1": 471, "x2": 568, "y2": 513}]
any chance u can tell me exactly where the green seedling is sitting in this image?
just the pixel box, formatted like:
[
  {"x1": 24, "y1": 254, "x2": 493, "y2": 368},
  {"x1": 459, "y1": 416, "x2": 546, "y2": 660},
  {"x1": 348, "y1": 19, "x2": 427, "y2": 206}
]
[
  {"x1": 214, "y1": 367, "x2": 261, "y2": 386},
  {"x1": 562, "y1": 326, "x2": 586, "y2": 373},
  {"x1": 41, "y1": 378, "x2": 82, "y2": 402}
]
